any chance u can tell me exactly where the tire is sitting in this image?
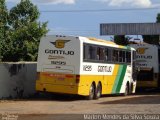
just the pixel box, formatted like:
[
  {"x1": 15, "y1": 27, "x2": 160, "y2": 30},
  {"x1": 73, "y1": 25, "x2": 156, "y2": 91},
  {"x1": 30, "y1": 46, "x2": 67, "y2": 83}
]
[
  {"x1": 86, "y1": 83, "x2": 95, "y2": 100},
  {"x1": 94, "y1": 83, "x2": 102, "y2": 99},
  {"x1": 123, "y1": 83, "x2": 129, "y2": 96}
]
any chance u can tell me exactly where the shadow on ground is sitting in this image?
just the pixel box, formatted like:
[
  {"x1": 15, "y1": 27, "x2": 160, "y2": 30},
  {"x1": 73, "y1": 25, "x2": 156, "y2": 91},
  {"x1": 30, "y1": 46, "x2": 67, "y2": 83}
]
[
  {"x1": 12, "y1": 93, "x2": 86, "y2": 102},
  {"x1": 99, "y1": 95, "x2": 160, "y2": 104},
  {"x1": 3, "y1": 88, "x2": 160, "y2": 102},
  {"x1": 18, "y1": 114, "x2": 83, "y2": 120},
  {"x1": 98, "y1": 88, "x2": 160, "y2": 104}
]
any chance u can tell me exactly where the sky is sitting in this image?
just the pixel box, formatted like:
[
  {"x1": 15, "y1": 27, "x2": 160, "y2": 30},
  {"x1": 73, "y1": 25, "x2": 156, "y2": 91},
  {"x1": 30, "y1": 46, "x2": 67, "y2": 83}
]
[{"x1": 5, "y1": 0, "x2": 160, "y2": 40}]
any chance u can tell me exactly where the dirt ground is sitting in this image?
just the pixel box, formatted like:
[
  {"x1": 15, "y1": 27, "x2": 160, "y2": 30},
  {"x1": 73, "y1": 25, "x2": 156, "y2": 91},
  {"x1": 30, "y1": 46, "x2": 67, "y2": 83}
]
[{"x1": 0, "y1": 89, "x2": 160, "y2": 120}]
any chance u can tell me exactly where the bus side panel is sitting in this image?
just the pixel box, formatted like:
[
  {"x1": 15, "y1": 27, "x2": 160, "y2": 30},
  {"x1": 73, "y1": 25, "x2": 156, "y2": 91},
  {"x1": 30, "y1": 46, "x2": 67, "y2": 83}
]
[{"x1": 78, "y1": 64, "x2": 134, "y2": 96}]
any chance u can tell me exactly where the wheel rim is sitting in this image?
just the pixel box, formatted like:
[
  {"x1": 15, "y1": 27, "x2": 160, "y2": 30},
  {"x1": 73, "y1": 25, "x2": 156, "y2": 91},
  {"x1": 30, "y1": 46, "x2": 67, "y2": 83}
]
[
  {"x1": 89, "y1": 85, "x2": 94, "y2": 99},
  {"x1": 125, "y1": 85, "x2": 128, "y2": 95},
  {"x1": 96, "y1": 85, "x2": 101, "y2": 98}
]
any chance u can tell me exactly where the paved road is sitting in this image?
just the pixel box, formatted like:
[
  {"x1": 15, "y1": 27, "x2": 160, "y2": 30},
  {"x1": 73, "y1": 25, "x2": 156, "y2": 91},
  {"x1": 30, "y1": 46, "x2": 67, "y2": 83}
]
[{"x1": 0, "y1": 90, "x2": 160, "y2": 120}]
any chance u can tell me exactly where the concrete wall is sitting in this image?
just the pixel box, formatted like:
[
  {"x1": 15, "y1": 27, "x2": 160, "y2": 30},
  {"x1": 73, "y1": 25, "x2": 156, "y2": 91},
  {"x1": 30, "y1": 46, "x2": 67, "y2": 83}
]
[{"x1": 0, "y1": 62, "x2": 37, "y2": 99}]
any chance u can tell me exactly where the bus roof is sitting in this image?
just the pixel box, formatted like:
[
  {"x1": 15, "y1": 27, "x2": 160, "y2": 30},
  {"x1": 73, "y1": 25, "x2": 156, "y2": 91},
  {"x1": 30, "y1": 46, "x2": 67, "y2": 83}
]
[
  {"x1": 88, "y1": 37, "x2": 116, "y2": 45},
  {"x1": 53, "y1": 35, "x2": 135, "y2": 50}
]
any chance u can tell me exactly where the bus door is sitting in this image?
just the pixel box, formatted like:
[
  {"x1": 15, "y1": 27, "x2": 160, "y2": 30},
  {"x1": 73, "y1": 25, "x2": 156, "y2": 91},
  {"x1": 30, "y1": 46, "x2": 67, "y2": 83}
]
[
  {"x1": 132, "y1": 50, "x2": 137, "y2": 81},
  {"x1": 131, "y1": 50, "x2": 137, "y2": 93}
]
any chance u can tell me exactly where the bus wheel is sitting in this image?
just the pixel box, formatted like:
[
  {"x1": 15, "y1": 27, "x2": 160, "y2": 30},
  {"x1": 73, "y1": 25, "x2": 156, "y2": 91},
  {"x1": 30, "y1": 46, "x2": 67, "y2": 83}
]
[
  {"x1": 123, "y1": 83, "x2": 129, "y2": 96},
  {"x1": 87, "y1": 83, "x2": 95, "y2": 100},
  {"x1": 94, "y1": 83, "x2": 102, "y2": 99}
]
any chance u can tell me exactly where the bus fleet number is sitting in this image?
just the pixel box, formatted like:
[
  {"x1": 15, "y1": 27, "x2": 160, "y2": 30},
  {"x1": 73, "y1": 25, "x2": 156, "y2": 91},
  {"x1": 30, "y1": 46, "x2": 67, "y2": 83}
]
[
  {"x1": 51, "y1": 61, "x2": 66, "y2": 65},
  {"x1": 83, "y1": 65, "x2": 92, "y2": 71}
]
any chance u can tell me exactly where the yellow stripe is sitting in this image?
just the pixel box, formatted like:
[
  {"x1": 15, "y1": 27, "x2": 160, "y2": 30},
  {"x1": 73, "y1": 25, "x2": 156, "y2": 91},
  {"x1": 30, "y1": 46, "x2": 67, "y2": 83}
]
[
  {"x1": 88, "y1": 38, "x2": 116, "y2": 45},
  {"x1": 105, "y1": 64, "x2": 120, "y2": 94},
  {"x1": 119, "y1": 45, "x2": 125, "y2": 49}
]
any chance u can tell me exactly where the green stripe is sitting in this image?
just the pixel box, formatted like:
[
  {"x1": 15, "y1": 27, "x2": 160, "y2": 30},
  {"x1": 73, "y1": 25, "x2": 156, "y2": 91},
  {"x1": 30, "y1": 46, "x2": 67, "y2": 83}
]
[
  {"x1": 116, "y1": 65, "x2": 127, "y2": 93},
  {"x1": 112, "y1": 65, "x2": 123, "y2": 93},
  {"x1": 124, "y1": 46, "x2": 131, "y2": 50},
  {"x1": 112, "y1": 65, "x2": 127, "y2": 93}
]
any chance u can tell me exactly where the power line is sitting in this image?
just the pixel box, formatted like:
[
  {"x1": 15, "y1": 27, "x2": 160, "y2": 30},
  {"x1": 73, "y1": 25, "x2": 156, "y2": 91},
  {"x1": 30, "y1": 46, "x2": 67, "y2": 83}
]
[
  {"x1": 49, "y1": 30, "x2": 97, "y2": 32},
  {"x1": 49, "y1": 29, "x2": 99, "y2": 34},
  {"x1": 40, "y1": 7, "x2": 160, "y2": 13}
]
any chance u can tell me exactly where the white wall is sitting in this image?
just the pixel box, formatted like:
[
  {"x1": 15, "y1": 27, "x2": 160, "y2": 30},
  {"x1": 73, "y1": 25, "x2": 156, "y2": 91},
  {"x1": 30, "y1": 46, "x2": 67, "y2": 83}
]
[{"x1": 0, "y1": 62, "x2": 37, "y2": 99}]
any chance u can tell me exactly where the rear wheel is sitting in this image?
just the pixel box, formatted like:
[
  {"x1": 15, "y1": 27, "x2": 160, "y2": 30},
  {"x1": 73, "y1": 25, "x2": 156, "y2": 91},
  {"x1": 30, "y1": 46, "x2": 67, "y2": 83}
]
[
  {"x1": 94, "y1": 83, "x2": 102, "y2": 99},
  {"x1": 123, "y1": 83, "x2": 129, "y2": 96},
  {"x1": 86, "y1": 84, "x2": 95, "y2": 100}
]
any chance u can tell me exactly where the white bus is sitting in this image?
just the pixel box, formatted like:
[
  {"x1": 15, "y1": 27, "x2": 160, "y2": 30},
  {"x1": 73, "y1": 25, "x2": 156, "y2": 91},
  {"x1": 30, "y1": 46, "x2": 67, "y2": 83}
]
[
  {"x1": 130, "y1": 43, "x2": 160, "y2": 88},
  {"x1": 36, "y1": 35, "x2": 137, "y2": 100}
]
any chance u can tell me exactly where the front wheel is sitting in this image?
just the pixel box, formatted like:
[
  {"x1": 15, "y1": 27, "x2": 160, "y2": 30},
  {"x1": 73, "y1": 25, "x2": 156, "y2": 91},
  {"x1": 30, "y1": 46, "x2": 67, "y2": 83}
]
[{"x1": 123, "y1": 83, "x2": 129, "y2": 96}]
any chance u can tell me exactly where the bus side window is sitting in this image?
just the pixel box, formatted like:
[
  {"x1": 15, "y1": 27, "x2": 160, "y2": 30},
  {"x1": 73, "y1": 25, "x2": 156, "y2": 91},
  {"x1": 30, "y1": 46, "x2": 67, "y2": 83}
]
[
  {"x1": 119, "y1": 51, "x2": 123, "y2": 62},
  {"x1": 97, "y1": 47, "x2": 100, "y2": 60},
  {"x1": 108, "y1": 48, "x2": 112, "y2": 62},
  {"x1": 83, "y1": 44, "x2": 88, "y2": 60},
  {"x1": 113, "y1": 50, "x2": 119, "y2": 62},
  {"x1": 122, "y1": 51, "x2": 126, "y2": 62},
  {"x1": 116, "y1": 50, "x2": 119, "y2": 62},
  {"x1": 105, "y1": 48, "x2": 108, "y2": 61},
  {"x1": 89, "y1": 46, "x2": 96, "y2": 60},
  {"x1": 112, "y1": 50, "x2": 115, "y2": 62},
  {"x1": 97, "y1": 47, "x2": 105, "y2": 61},
  {"x1": 126, "y1": 51, "x2": 131, "y2": 63},
  {"x1": 119, "y1": 51, "x2": 125, "y2": 63},
  {"x1": 100, "y1": 48, "x2": 105, "y2": 60}
]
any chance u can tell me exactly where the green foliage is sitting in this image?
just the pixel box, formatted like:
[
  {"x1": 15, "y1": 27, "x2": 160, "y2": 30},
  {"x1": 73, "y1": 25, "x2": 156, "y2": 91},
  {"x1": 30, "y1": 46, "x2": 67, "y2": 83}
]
[
  {"x1": 143, "y1": 35, "x2": 159, "y2": 45},
  {"x1": 156, "y1": 13, "x2": 160, "y2": 23},
  {"x1": 142, "y1": 35, "x2": 159, "y2": 45},
  {"x1": 1, "y1": 0, "x2": 48, "y2": 62},
  {"x1": 114, "y1": 35, "x2": 129, "y2": 46},
  {"x1": 143, "y1": 13, "x2": 160, "y2": 45},
  {"x1": 0, "y1": 0, "x2": 8, "y2": 61},
  {"x1": 8, "y1": 0, "x2": 40, "y2": 29}
]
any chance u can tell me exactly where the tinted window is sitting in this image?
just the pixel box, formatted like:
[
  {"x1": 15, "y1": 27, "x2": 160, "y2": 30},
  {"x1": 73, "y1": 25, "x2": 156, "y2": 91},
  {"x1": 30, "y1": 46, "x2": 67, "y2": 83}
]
[
  {"x1": 126, "y1": 51, "x2": 131, "y2": 63},
  {"x1": 89, "y1": 46, "x2": 96, "y2": 60},
  {"x1": 97, "y1": 47, "x2": 105, "y2": 60}
]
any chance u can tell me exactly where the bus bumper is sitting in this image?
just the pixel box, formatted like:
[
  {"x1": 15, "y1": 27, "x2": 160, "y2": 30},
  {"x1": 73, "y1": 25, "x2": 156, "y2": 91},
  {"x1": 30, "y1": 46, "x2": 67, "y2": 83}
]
[{"x1": 36, "y1": 81, "x2": 89, "y2": 96}]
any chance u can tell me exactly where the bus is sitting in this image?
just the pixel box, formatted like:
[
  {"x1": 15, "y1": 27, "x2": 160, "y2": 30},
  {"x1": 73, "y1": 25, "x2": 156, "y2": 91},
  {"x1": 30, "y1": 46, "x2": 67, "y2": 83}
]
[
  {"x1": 36, "y1": 35, "x2": 137, "y2": 100},
  {"x1": 130, "y1": 43, "x2": 160, "y2": 88}
]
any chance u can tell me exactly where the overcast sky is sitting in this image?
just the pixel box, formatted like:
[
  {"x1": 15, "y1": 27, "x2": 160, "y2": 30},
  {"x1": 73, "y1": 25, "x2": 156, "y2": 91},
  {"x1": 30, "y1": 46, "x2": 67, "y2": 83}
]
[{"x1": 6, "y1": 0, "x2": 160, "y2": 39}]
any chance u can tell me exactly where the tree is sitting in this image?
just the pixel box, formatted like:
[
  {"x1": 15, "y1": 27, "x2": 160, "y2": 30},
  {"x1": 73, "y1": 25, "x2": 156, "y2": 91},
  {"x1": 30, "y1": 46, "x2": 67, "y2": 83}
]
[
  {"x1": 0, "y1": 0, "x2": 8, "y2": 61},
  {"x1": 142, "y1": 35, "x2": 159, "y2": 45},
  {"x1": 2, "y1": 0, "x2": 48, "y2": 61},
  {"x1": 114, "y1": 35, "x2": 129, "y2": 45},
  {"x1": 142, "y1": 13, "x2": 160, "y2": 45},
  {"x1": 156, "y1": 13, "x2": 160, "y2": 23}
]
